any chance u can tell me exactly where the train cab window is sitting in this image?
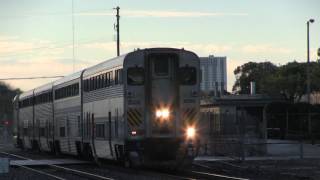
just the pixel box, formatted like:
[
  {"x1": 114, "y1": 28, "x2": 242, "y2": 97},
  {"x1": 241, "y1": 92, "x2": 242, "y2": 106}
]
[
  {"x1": 154, "y1": 58, "x2": 168, "y2": 76},
  {"x1": 179, "y1": 66, "x2": 197, "y2": 85},
  {"x1": 127, "y1": 67, "x2": 144, "y2": 85},
  {"x1": 149, "y1": 54, "x2": 177, "y2": 76}
]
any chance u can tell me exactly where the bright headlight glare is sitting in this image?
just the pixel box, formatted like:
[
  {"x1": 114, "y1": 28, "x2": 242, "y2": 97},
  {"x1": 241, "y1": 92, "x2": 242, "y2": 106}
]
[
  {"x1": 155, "y1": 108, "x2": 170, "y2": 119},
  {"x1": 156, "y1": 110, "x2": 162, "y2": 118},
  {"x1": 162, "y1": 109, "x2": 169, "y2": 118},
  {"x1": 186, "y1": 127, "x2": 195, "y2": 138}
]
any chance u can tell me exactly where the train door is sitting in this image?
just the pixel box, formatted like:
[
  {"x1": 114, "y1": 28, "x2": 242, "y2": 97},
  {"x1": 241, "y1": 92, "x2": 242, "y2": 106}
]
[{"x1": 148, "y1": 53, "x2": 178, "y2": 136}]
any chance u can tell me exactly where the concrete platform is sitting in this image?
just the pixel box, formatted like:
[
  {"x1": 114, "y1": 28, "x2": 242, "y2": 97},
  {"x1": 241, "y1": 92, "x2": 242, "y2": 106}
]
[{"x1": 10, "y1": 159, "x2": 91, "y2": 166}]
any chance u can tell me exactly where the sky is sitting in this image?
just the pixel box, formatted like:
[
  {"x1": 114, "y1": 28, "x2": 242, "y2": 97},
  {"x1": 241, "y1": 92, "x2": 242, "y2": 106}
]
[{"x1": 0, "y1": 0, "x2": 320, "y2": 92}]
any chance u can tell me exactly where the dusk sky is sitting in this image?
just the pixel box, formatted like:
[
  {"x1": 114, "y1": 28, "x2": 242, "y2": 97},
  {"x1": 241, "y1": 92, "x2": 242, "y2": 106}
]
[{"x1": 0, "y1": 0, "x2": 319, "y2": 92}]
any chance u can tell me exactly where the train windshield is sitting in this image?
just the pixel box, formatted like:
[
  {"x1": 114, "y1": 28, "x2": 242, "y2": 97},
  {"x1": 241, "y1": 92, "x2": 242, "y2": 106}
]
[
  {"x1": 179, "y1": 66, "x2": 196, "y2": 85},
  {"x1": 149, "y1": 54, "x2": 177, "y2": 76},
  {"x1": 127, "y1": 67, "x2": 144, "y2": 85},
  {"x1": 154, "y1": 57, "x2": 169, "y2": 76}
]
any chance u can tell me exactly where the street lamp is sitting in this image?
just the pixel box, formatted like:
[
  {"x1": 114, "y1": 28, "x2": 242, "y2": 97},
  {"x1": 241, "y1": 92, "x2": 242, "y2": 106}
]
[
  {"x1": 307, "y1": 18, "x2": 314, "y2": 104},
  {"x1": 307, "y1": 18, "x2": 314, "y2": 143}
]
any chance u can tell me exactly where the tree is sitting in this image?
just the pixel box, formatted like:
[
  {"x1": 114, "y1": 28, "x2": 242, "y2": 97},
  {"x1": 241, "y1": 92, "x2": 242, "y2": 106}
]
[
  {"x1": 233, "y1": 61, "x2": 320, "y2": 103},
  {"x1": 232, "y1": 62, "x2": 278, "y2": 94},
  {"x1": 0, "y1": 81, "x2": 21, "y2": 123},
  {"x1": 267, "y1": 62, "x2": 306, "y2": 102},
  {"x1": 265, "y1": 62, "x2": 320, "y2": 102}
]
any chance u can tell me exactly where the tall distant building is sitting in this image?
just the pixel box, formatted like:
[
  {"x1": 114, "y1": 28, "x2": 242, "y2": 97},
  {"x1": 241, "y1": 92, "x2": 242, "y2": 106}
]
[{"x1": 200, "y1": 55, "x2": 227, "y2": 96}]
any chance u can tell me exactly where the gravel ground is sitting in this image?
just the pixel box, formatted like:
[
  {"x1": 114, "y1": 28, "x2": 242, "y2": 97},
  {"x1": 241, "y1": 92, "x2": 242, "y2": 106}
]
[
  {"x1": 195, "y1": 158, "x2": 320, "y2": 180},
  {"x1": 0, "y1": 144, "x2": 183, "y2": 180},
  {"x1": 6, "y1": 142, "x2": 318, "y2": 180}
]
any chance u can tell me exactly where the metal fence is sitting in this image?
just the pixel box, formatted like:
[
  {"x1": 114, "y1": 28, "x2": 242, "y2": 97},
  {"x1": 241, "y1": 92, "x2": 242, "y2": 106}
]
[{"x1": 198, "y1": 111, "x2": 320, "y2": 161}]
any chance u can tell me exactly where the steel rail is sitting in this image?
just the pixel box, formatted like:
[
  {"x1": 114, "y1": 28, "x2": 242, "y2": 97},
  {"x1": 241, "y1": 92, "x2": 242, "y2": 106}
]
[
  {"x1": 191, "y1": 170, "x2": 249, "y2": 180},
  {"x1": 50, "y1": 164, "x2": 114, "y2": 180},
  {"x1": 17, "y1": 164, "x2": 67, "y2": 180},
  {"x1": 0, "y1": 151, "x2": 31, "y2": 160},
  {"x1": 0, "y1": 151, "x2": 115, "y2": 180}
]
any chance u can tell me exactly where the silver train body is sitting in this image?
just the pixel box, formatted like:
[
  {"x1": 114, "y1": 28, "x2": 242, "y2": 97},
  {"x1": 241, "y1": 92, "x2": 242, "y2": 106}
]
[{"x1": 13, "y1": 48, "x2": 200, "y2": 166}]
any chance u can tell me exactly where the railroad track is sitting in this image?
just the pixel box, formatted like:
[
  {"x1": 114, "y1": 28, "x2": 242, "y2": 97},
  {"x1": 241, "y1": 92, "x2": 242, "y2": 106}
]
[
  {"x1": 0, "y1": 151, "x2": 192, "y2": 180},
  {"x1": 1, "y1": 151, "x2": 250, "y2": 180},
  {"x1": 0, "y1": 151, "x2": 115, "y2": 180},
  {"x1": 188, "y1": 170, "x2": 250, "y2": 180},
  {"x1": 191, "y1": 162, "x2": 250, "y2": 180}
]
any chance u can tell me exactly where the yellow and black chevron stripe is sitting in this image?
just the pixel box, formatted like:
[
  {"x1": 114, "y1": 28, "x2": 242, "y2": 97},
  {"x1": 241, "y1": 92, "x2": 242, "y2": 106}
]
[
  {"x1": 182, "y1": 108, "x2": 197, "y2": 123},
  {"x1": 127, "y1": 108, "x2": 143, "y2": 127}
]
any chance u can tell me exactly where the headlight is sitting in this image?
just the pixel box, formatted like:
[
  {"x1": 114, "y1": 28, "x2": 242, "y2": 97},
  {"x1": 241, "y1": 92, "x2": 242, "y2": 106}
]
[
  {"x1": 155, "y1": 108, "x2": 170, "y2": 119},
  {"x1": 186, "y1": 126, "x2": 196, "y2": 139}
]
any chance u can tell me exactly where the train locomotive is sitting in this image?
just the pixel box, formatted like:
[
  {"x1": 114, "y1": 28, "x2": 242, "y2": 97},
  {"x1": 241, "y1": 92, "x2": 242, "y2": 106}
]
[{"x1": 13, "y1": 48, "x2": 201, "y2": 167}]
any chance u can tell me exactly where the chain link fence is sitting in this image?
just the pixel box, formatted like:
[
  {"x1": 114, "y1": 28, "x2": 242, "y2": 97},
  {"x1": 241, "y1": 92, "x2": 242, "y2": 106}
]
[{"x1": 198, "y1": 109, "x2": 320, "y2": 161}]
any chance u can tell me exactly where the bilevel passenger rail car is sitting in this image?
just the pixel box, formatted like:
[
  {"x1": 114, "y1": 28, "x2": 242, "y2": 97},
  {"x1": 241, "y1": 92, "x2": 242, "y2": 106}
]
[{"x1": 13, "y1": 48, "x2": 201, "y2": 167}]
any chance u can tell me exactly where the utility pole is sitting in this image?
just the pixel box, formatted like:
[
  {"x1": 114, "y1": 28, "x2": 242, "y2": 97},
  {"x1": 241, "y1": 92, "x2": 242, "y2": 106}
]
[
  {"x1": 306, "y1": 19, "x2": 314, "y2": 143},
  {"x1": 114, "y1": 6, "x2": 120, "y2": 56},
  {"x1": 72, "y1": 0, "x2": 75, "y2": 72}
]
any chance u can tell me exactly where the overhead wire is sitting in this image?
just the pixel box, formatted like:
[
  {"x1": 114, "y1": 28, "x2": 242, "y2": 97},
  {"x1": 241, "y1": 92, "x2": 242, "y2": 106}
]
[
  {"x1": 0, "y1": 9, "x2": 114, "y2": 19},
  {"x1": 0, "y1": 76, "x2": 64, "y2": 81},
  {"x1": 72, "y1": 0, "x2": 75, "y2": 72},
  {"x1": 0, "y1": 37, "x2": 109, "y2": 58},
  {"x1": 0, "y1": 7, "x2": 113, "y2": 81}
]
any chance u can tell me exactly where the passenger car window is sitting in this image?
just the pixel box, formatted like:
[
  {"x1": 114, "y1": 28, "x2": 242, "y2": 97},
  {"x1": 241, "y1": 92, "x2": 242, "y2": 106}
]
[
  {"x1": 127, "y1": 67, "x2": 144, "y2": 85},
  {"x1": 179, "y1": 66, "x2": 196, "y2": 85}
]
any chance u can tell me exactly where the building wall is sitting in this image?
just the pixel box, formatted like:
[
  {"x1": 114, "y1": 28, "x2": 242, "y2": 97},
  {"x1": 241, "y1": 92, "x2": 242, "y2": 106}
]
[
  {"x1": 200, "y1": 55, "x2": 227, "y2": 96},
  {"x1": 199, "y1": 105, "x2": 267, "y2": 156},
  {"x1": 300, "y1": 92, "x2": 320, "y2": 104}
]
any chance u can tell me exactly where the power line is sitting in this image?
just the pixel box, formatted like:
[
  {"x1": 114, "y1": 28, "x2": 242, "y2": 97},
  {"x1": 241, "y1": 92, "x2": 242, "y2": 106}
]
[
  {"x1": 72, "y1": 0, "x2": 75, "y2": 72},
  {"x1": 0, "y1": 37, "x2": 109, "y2": 58},
  {"x1": 0, "y1": 76, "x2": 64, "y2": 81},
  {"x1": 0, "y1": 9, "x2": 114, "y2": 19}
]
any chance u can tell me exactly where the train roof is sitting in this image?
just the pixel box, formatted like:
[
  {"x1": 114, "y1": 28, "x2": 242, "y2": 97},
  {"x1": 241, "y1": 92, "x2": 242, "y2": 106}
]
[
  {"x1": 83, "y1": 54, "x2": 127, "y2": 77},
  {"x1": 13, "y1": 94, "x2": 20, "y2": 102},
  {"x1": 16, "y1": 48, "x2": 198, "y2": 100},
  {"x1": 19, "y1": 89, "x2": 34, "y2": 99},
  {"x1": 34, "y1": 82, "x2": 53, "y2": 94},
  {"x1": 53, "y1": 70, "x2": 84, "y2": 86}
]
